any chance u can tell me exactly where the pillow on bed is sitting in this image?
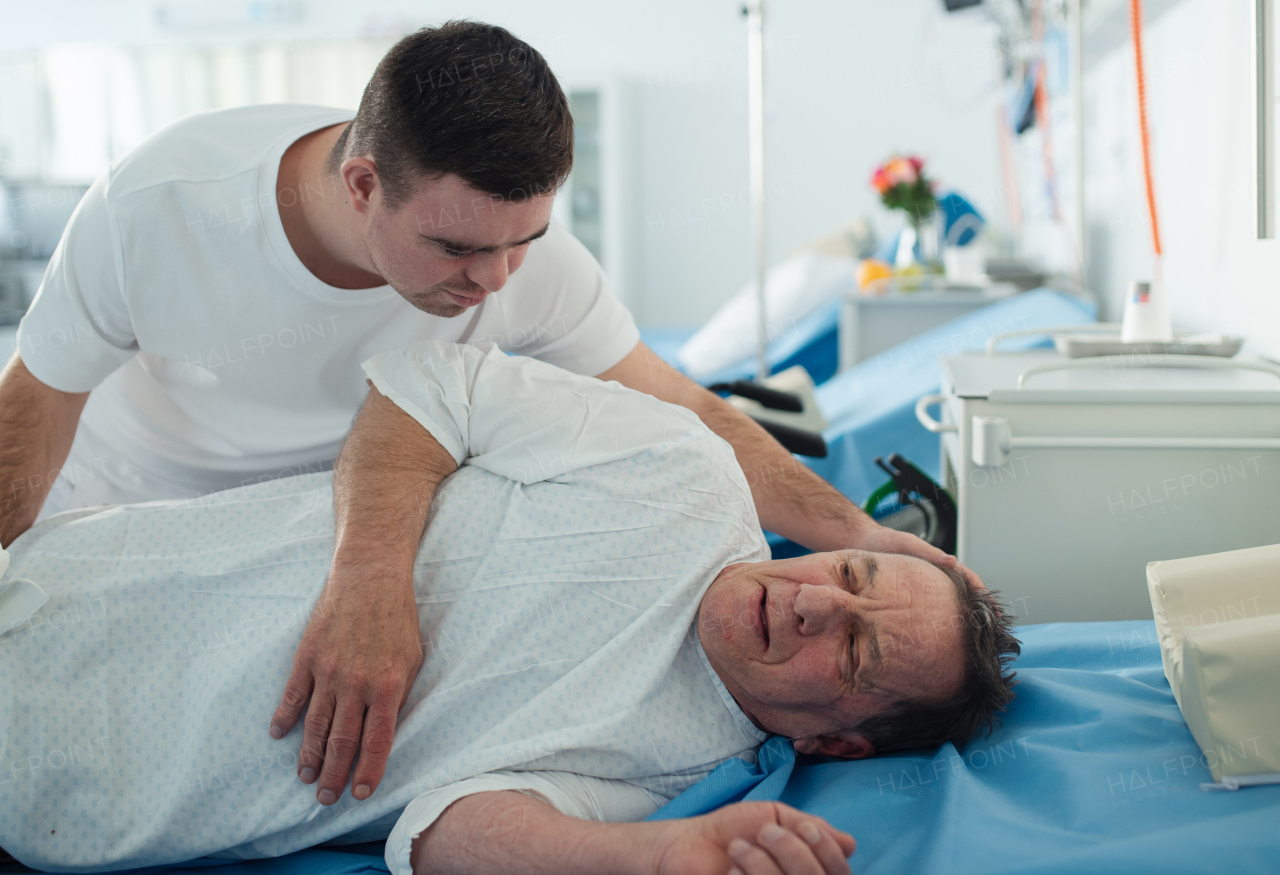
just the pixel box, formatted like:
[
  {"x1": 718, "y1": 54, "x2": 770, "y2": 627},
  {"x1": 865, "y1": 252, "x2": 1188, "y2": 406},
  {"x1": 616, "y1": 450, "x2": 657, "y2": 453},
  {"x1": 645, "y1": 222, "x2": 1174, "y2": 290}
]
[
  {"x1": 1147, "y1": 544, "x2": 1280, "y2": 787},
  {"x1": 677, "y1": 254, "x2": 856, "y2": 381}
]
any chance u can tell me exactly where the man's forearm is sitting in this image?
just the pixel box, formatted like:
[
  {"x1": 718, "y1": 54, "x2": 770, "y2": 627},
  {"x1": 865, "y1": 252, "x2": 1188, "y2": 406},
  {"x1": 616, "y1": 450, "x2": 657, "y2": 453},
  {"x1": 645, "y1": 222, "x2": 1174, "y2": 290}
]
[
  {"x1": 0, "y1": 355, "x2": 88, "y2": 547},
  {"x1": 329, "y1": 388, "x2": 458, "y2": 577},
  {"x1": 690, "y1": 393, "x2": 871, "y2": 551},
  {"x1": 412, "y1": 791, "x2": 664, "y2": 875}
]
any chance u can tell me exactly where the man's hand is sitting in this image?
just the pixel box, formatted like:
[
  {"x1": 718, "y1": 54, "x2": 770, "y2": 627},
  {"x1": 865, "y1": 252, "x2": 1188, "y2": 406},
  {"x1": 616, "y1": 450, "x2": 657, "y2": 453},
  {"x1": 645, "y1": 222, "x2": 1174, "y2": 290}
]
[
  {"x1": 849, "y1": 521, "x2": 954, "y2": 567},
  {"x1": 851, "y1": 522, "x2": 988, "y2": 590},
  {"x1": 269, "y1": 386, "x2": 457, "y2": 805},
  {"x1": 656, "y1": 801, "x2": 855, "y2": 875},
  {"x1": 270, "y1": 563, "x2": 424, "y2": 804}
]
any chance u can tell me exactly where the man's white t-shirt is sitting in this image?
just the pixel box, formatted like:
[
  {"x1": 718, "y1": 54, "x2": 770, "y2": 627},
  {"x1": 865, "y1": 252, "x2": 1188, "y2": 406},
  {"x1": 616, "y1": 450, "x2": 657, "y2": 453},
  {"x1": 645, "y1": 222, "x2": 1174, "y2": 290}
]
[{"x1": 17, "y1": 104, "x2": 639, "y2": 503}]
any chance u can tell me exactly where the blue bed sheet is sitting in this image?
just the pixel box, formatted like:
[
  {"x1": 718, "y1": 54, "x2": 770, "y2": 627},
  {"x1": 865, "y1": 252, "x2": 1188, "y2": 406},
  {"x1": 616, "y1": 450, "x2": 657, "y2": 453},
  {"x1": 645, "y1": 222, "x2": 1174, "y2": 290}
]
[{"x1": 651, "y1": 620, "x2": 1280, "y2": 874}]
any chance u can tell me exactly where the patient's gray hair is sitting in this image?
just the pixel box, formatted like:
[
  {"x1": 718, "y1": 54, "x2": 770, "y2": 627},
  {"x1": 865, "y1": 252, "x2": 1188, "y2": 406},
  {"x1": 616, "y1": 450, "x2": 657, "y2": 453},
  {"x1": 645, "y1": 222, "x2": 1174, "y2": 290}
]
[{"x1": 846, "y1": 565, "x2": 1020, "y2": 754}]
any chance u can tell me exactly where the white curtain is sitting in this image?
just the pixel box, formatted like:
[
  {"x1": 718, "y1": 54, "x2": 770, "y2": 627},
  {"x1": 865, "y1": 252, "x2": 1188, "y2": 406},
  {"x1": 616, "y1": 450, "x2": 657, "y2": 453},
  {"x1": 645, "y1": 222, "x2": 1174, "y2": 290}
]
[{"x1": 0, "y1": 38, "x2": 396, "y2": 183}]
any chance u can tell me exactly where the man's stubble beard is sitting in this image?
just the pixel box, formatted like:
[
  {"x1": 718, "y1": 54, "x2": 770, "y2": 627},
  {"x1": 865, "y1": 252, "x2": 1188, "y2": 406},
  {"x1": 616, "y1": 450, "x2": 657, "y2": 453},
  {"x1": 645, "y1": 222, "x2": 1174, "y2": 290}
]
[
  {"x1": 400, "y1": 287, "x2": 468, "y2": 318},
  {"x1": 365, "y1": 236, "x2": 468, "y2": 319}
]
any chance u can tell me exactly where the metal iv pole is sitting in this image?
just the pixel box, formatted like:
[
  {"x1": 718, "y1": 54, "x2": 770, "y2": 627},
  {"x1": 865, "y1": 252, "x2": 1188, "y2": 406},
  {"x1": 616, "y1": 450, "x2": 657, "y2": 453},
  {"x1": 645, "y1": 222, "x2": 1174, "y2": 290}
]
[{"x1": 744, "y1": 0, "x2": 769, "y2": 382}]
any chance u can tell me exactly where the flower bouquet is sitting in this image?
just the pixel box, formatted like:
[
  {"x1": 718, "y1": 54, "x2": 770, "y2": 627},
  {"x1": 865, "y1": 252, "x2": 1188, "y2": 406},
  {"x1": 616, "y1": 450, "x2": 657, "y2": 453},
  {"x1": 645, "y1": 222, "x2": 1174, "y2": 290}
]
[
  {"x1": 869, "y1": 154, "x2": 940, "y2": 281},
  {"x1": 870, "y1": 154, "x2": 936, "y2": 229}
]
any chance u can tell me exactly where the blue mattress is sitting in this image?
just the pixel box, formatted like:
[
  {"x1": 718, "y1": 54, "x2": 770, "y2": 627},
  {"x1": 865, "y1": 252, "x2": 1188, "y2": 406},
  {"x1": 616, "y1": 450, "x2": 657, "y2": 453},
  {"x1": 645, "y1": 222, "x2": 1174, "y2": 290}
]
[{"x1": 651, "y1": 620, "x2": 1280, "y2": 874}]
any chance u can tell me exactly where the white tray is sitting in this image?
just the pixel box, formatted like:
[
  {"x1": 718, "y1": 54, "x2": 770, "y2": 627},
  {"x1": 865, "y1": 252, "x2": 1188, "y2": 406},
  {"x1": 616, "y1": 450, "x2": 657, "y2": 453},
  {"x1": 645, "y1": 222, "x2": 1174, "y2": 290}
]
[{"x1": 1053, "y1": 332, "x2": 1244, "y2": 358}]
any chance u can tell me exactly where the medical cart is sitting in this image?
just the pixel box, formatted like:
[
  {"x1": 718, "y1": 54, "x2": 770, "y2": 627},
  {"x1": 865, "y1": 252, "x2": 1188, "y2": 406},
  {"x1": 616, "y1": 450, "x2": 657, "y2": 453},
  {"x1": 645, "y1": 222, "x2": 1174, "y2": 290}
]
[{"x1": 916, "y1": 350, "x2": 1280, "y2": 623}]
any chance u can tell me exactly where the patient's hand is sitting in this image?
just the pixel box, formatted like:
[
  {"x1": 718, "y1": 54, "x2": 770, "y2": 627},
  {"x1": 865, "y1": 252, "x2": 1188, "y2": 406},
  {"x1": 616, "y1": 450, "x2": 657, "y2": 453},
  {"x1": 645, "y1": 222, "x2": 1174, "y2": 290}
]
[
  {"x1": 656, "y1": 801, "x2": 854, "y2": 875},
  {"x1": 269, "y1": 561, "x2": 424, "y2": 805}
]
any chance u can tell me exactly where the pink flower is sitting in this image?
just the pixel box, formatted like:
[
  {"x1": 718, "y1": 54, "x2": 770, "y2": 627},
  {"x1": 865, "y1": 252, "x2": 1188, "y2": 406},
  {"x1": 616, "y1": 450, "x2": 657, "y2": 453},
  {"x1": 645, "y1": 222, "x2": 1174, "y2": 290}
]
[
  {"x1": 870, "y1": 166, "x2": 891, "y2": 194},
  {"x1": 883, "y1": 156, "x2": 918, "y2": 187}
]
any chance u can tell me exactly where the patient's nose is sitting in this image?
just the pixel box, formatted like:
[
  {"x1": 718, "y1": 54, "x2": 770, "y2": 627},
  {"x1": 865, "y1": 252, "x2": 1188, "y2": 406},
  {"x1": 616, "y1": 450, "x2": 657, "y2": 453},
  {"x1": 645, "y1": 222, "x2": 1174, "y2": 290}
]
[{"x1": 792, "y1": 583, "x2": 850, "y2": 635}]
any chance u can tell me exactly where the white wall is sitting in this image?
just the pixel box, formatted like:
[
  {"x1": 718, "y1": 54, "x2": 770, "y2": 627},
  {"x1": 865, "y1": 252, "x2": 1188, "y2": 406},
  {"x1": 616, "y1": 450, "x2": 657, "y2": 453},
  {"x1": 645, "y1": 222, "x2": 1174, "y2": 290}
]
[
  {"x1": 0, "y1": 0, "x2": 1006, "y2": 327},
  {"x1": 1079, "y1": 0, "x2": 1280, "y2": 357},
  {"x1": 634, "y1": 0, "x2": 1005, "y2": 326}
]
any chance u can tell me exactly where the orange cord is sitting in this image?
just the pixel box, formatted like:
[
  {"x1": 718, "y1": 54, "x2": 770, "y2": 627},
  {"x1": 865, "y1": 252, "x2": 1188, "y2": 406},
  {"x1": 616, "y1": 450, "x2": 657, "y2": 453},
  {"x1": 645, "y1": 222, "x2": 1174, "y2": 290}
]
[
  {"x1": 996, "y1": 101, "x2": 1023, "y2": 231},
  {"x1": 1030, "y1": 0, "x2": 1061, "y2": 222},
  {"x1": 1130, "y1": 0, "x2": 1163, "y2": 258},
  {"x1": 1033, "y1": 66, "x2": 1061, "y2": 221}
]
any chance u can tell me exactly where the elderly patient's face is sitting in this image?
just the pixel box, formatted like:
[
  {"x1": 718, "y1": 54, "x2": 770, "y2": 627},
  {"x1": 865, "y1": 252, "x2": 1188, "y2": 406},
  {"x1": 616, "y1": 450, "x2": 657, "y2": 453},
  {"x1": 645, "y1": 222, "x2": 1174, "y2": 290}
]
[{"x1": 697, "y1": 549, "x2": 965, "y2": 759}]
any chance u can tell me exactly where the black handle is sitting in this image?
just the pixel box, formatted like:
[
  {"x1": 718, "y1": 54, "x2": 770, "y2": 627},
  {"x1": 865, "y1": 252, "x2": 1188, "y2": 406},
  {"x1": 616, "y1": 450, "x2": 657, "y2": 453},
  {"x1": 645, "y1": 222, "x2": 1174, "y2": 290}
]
[
  {"x1": 754, "y1": 418, "x2": 828, "y2": 457},
  {"x1": 708, "y1": 381, "x2": 804, "y2": 413}
]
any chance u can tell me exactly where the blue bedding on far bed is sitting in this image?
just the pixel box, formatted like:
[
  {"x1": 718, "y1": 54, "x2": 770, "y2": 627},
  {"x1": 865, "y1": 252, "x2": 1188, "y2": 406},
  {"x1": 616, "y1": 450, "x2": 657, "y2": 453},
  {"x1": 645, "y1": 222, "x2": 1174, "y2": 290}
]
[{"x1": 651, "y1": 620, "x2": 1280, "y2": 873}]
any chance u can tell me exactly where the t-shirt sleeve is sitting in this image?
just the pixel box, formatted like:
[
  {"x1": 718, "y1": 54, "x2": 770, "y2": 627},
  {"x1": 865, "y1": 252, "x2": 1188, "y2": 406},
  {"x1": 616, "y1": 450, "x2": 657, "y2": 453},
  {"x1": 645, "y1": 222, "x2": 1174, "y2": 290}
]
[
  {"x1": 489, "y1": 220, "x2": 639, "y2": 377},
  {"x1": 384, "y1": 770, "x2": 667, "y2": 875},
  {"x1": 16, "y1": 173, "x2": 137, "y2": 393},
  {"x1": 361, "y1": 340, "x2": 707, "y2": 483}
]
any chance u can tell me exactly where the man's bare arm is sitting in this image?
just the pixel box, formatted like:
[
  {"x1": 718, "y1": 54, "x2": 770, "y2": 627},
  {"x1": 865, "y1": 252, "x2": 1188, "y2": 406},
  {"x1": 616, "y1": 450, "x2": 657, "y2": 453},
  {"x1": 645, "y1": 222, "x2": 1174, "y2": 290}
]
[
  {"x1": 412, "y1": 791, "x2": 854, "y2": 875},
  {"x1": 269, "y1": 386, "x2": 458, "y2": 806},
  {"x1": 597, "y1": 342, "x2": 953, "y2": 562},
  {"x1": 0, "y1": 353, "x2": 88, "y2": 548}
]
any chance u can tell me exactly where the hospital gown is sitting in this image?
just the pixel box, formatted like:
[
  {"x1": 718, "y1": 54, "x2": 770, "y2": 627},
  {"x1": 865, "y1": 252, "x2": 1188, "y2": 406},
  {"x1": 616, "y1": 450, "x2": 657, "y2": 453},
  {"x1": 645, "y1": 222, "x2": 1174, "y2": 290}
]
[{"x1": 0, "y1": 342, "x2": 770, "y2": 873}]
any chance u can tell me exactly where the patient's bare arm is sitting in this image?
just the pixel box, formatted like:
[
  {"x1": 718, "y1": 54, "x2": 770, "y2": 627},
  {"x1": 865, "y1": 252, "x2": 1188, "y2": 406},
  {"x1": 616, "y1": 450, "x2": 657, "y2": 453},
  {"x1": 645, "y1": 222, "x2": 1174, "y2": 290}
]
[
  {"x1": 0, "y1": 353, "x2": 89, "y2": 548},
  {"x1": 412, "y1": 791, "x2": 855, "y2": 875},
  {"x1": 269, "y1": 386, "x2": 458, "y2": 807}
]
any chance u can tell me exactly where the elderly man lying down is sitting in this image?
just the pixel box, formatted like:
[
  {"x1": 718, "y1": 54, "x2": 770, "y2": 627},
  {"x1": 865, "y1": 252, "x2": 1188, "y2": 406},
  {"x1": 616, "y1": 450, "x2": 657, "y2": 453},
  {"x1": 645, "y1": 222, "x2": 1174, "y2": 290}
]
[{"x1": 0, "y1": 341, "x2": 1018, "y2": 875}]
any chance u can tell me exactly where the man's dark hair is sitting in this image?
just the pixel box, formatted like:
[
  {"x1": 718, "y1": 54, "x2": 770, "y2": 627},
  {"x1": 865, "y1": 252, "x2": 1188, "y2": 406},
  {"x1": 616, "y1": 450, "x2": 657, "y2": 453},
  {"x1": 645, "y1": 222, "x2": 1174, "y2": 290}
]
[
  {"x1": 328, "y1": 21, "x2": 574, "y2": 209},
  {"x1": 848, "y1": 565, "x2": 1020, "y2": 754}
]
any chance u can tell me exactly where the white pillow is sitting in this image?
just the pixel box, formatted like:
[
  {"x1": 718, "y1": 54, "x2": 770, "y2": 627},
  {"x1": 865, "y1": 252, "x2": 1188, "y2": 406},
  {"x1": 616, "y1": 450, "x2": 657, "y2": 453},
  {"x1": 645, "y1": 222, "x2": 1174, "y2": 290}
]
[
  {"x1": 676, "y1": 254, "x2": 856, "y2": 381},
  {"x1": 1148, "y1": 543, "x2": 1280, "y2": 787}
]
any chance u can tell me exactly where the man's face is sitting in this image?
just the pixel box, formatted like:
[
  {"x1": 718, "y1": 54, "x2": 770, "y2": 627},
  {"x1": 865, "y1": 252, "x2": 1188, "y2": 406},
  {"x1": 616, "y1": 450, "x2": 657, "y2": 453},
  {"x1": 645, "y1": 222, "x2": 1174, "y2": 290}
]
[
  {"x1": 363, "y1": 172, "x2": 555, "y2": 317},
  {"x1": 697, "y1": 550, "x2": 966, "y2": 757}
]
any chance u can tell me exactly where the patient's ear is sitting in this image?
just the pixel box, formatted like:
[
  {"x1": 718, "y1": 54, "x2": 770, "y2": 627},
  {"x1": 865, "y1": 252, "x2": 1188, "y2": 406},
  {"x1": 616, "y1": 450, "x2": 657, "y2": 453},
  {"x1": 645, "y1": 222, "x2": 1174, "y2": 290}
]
[{"x1": 792, "y1": 735, "x2": 875, "y2": 759}]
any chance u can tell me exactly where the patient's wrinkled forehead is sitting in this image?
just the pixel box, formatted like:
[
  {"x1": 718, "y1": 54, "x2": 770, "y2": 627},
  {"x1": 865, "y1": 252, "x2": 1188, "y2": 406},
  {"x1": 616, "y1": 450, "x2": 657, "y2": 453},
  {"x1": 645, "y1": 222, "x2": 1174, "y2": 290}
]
[{"x1": 855, "y1": 552, "x2": 966, "y2": 699}]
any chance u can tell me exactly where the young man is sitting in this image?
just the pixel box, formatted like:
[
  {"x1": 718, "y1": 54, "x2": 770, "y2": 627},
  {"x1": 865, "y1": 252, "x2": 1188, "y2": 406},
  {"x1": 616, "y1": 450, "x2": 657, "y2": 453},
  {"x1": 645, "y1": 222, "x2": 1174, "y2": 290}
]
[{"x1": 0, "y1": 22, "x2": 959, "y2": 808}]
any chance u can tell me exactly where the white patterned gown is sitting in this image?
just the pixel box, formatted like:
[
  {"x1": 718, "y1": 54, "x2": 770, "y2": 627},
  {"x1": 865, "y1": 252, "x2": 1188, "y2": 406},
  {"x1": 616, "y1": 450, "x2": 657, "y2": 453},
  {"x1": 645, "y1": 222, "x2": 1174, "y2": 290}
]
[{"x1": 0, "y1": 342, "x2": 769, "y2": 873}]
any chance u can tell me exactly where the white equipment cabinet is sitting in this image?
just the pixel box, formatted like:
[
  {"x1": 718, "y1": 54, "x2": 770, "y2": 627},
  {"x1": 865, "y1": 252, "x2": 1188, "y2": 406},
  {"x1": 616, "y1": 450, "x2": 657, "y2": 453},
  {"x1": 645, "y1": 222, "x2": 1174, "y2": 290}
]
[{"x1": 916, "y1": 350, "x2": 1280, "y2": 623}]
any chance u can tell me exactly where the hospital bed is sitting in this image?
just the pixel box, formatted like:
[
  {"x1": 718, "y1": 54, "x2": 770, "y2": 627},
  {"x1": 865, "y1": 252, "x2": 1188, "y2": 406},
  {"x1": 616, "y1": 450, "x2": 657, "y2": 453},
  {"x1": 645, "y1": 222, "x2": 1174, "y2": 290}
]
[
  {"x1": 641, "y1": 291, "x2": 844, "y2": 387},
  {"x1": 12, "y1": 619, "x2": 1275, "y2": 874},
  {"x1": 755, "y1": 288, "x2": 1096, "y2": 558},
  {"x1": 648, "y1": 288, "x2": 1098, "y2": 511}
]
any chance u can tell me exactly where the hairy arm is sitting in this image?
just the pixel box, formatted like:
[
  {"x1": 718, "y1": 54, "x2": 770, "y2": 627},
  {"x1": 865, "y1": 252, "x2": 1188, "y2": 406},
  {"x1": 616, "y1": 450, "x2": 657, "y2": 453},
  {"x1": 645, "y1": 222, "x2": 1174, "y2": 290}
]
[
  {"x1": 0, "y1": 353, "x2": 88, "y2": 548},
  {"x1": 270, "y1": 386, "x2": 458, "y2": 805},
  {"x1": 597, "y1": 342, "x2": 952, "y2": 562},
  {"x1": 412, "y1": 792, "x2": 854, "y2": 875}
]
